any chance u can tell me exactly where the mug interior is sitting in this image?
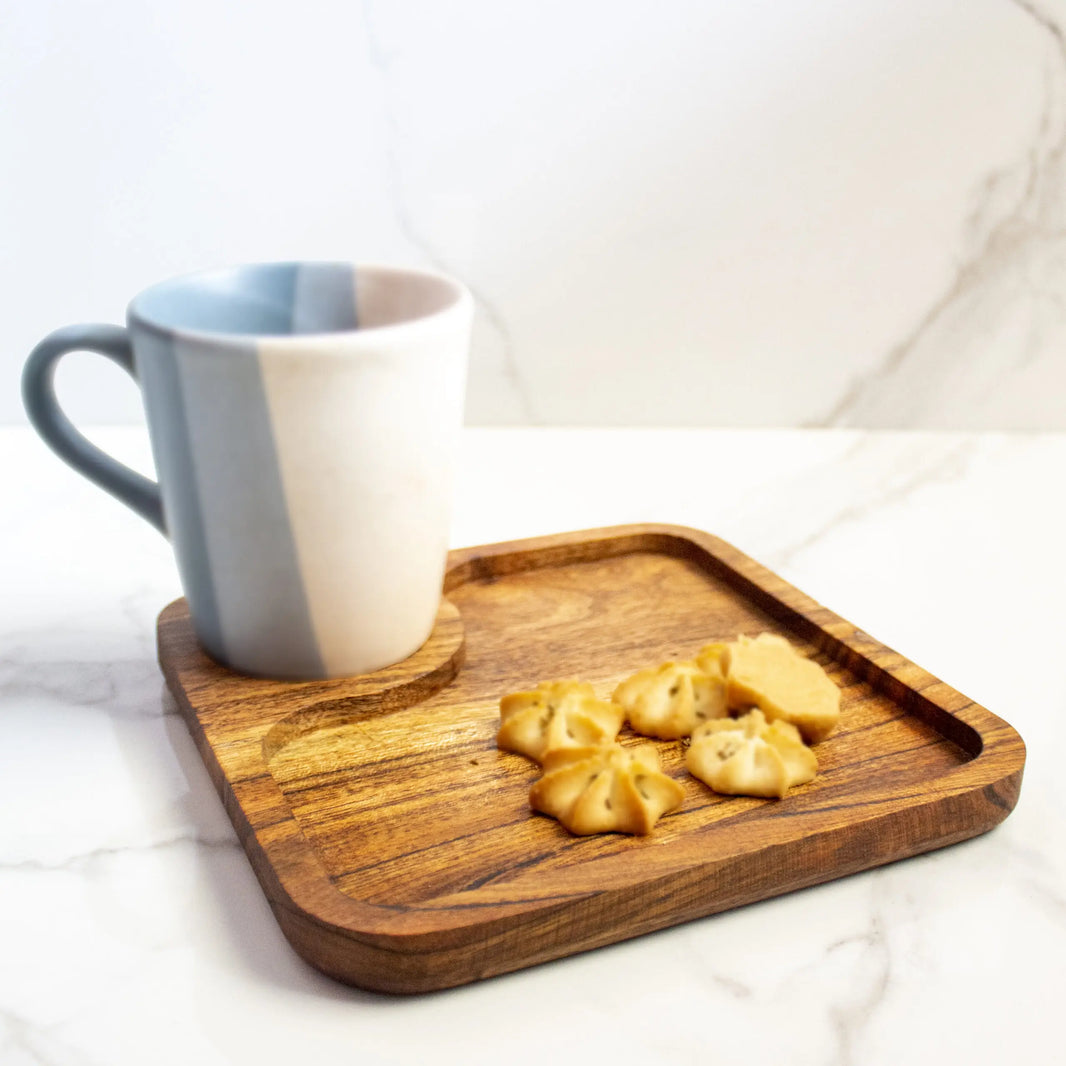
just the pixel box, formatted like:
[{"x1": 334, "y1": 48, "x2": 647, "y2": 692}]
[{"x1": 129, "y1": 262, "x2": 463, "y2": 338}]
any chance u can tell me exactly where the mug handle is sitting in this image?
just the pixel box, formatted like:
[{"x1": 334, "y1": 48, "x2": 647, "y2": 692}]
[{"x1": 22, "y1": 324, "x2": 166, "y2": 534}]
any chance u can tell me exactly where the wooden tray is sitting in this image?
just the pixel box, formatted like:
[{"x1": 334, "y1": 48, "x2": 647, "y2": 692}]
[{"x1": 157, "y1": 524, "x2": 1025, "y2": 994}]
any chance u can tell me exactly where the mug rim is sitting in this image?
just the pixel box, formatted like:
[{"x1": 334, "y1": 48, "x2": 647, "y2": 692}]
[{"x1": 127, "y1": 260, "x2": 472, "y2": 346}]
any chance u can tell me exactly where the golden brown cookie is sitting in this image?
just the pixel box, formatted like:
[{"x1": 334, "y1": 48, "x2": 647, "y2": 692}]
[
  {"x1": 686, "y1": 709, "x2": 818, "y2": 799},
  {"x1": 497, "y1": 681, "x2": 624, "y2": 763},
  {"x1": 611, "y1": 660, "x2": 728, "y2": 740},
  {"x1": 698, "y1": 632, "x2": 840, "y2": 743},
  {"x1": 530, "y1": 743, "x2": 685, "y2": 835}
]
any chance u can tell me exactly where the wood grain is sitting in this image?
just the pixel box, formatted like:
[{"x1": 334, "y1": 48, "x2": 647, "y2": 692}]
[{"x1": 157, "y1": 524, "x2": 1026, "y2": 994}]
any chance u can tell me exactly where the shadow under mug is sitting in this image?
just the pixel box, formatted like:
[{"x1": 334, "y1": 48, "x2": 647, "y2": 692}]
[{"x1": 22, "y1": 262, "x2": 474, "y2": 680}]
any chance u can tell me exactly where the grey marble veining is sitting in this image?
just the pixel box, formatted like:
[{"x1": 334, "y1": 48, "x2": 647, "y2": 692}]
[
  {"x1": 767, "y1": 435, "x2": 983, "y2": 566},
  {"x1": 821, "y1": 0, "x2": 1066, "y2": 429}
]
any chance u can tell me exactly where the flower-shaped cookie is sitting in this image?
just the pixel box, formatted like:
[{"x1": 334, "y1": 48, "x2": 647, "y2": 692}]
[
  {"x1": 612, "y1": 660, "x2": 728, "y2": 740},
  {"x1": 530, "y1": 743, "x2": 685, "y2": 835},
  {"x1": 698, "y1": 632, "x2": 840, "y2": 743},
  {"x1": 497, "y1": 681, "x2": 624, "y2": 763},
  {"x1": 685, "y1": 709, "x2": 817, "y2": 799}
]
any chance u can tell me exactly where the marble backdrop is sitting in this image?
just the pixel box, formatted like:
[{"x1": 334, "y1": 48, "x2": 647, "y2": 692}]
[{"x1": 3, "y1": 0, "x2": 1065, "y2": 428}]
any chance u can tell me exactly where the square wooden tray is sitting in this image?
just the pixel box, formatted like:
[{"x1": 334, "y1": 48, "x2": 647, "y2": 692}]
[{"x1": 157, "y1": 524, "x2": 1025, "y2": 994}]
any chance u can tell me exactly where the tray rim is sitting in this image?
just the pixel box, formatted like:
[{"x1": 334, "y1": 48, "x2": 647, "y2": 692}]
[{"x1": 158, "y1": 522, "x2": 1027, "y2": 986}]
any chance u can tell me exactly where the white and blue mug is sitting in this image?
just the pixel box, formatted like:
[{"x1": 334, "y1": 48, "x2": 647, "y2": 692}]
[{"x1": 23, "y1": 262, "x2": 473, "y2": 680}]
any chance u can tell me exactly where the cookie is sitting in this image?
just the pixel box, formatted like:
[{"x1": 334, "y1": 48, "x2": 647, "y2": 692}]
[{"x1": 530, "y1": 742, "x2": 685, "y2": 835}]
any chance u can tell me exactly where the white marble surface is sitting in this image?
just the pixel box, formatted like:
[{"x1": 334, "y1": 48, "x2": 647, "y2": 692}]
[
  {"x1": 2, "y1": 425, "x2": 1064, "y2": 1065},
  {"x1": 5, "y1": 1, "x2": 1066, "y2": 429}
]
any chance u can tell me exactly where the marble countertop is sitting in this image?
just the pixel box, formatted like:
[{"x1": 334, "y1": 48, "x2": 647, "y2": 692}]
[{"x1": 3, "y1": 425, "x2": 1062, "y2": 1065}]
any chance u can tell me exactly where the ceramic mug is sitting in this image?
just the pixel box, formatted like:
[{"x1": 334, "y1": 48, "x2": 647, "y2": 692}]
[{"x1": 22, "y1": 262, "x2": 473, "y2": 680}]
